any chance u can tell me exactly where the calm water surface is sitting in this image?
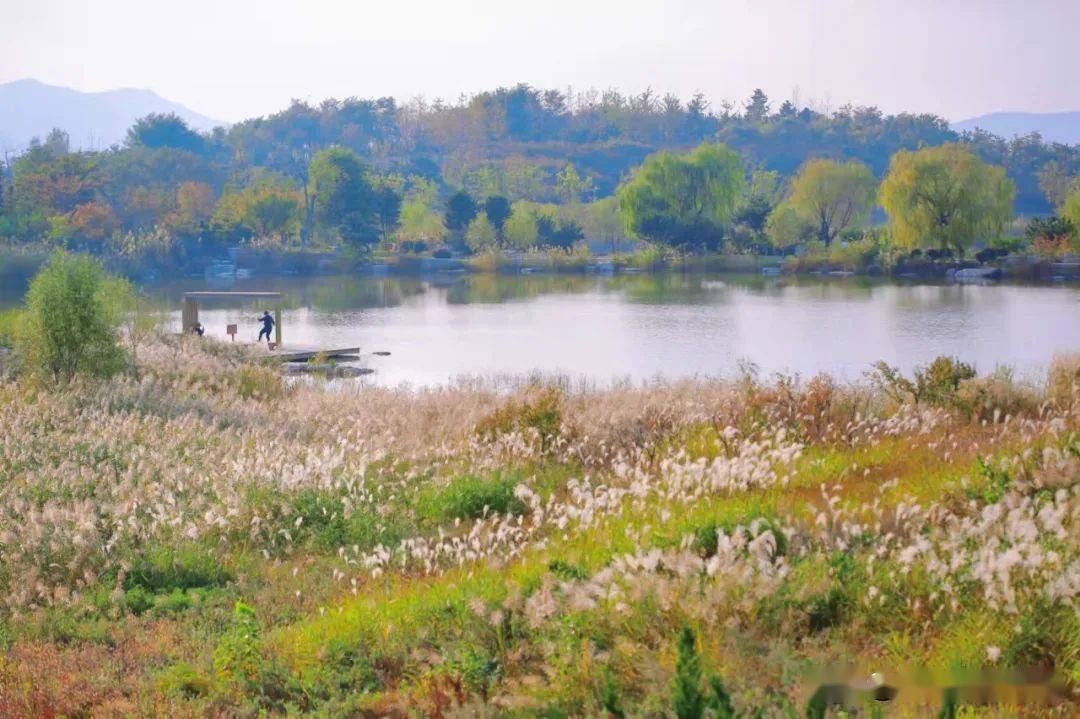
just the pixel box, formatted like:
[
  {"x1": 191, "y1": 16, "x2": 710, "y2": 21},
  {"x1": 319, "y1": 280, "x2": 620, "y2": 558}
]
[{"x1": 145, "y1": 273, "x2": 1080, "y2": 387}]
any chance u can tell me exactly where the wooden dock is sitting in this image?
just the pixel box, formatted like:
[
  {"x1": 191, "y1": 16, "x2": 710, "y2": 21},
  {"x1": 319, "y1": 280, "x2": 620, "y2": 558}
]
[{"x1": 271, "y1": 346, "x2": 361, "y2": 362}]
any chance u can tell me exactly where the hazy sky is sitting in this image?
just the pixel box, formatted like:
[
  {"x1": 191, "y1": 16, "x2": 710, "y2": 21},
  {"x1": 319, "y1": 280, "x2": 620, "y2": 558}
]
[{"x1": 3, "y1": 0, "x2": 1078, "y2": 123}]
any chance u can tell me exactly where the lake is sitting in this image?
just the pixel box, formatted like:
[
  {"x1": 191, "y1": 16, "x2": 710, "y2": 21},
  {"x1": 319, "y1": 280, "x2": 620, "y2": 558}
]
[{"x1": 139, "y1": 273, "x2": 1080, "y2": 387}]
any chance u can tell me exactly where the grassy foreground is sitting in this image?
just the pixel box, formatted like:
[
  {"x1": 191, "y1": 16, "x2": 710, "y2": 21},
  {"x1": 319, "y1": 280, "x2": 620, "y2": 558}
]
[{"x1": 0, "y1": 338, "x2": 1077, "y2": 717}]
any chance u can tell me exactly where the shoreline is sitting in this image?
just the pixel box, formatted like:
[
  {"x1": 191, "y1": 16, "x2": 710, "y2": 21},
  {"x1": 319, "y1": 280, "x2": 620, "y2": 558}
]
[{"x1": 2, "y1": 248, "x2": 1078, "y2": 304}]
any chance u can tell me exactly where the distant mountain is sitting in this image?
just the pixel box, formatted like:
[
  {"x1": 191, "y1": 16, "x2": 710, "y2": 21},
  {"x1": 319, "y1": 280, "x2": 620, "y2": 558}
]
[
  {"x1": 951, "y1": 111, "x2": 1080, "y2": 145},
  {"x1": 0, "y1": 78, "x2": 223, "y2": 153}
]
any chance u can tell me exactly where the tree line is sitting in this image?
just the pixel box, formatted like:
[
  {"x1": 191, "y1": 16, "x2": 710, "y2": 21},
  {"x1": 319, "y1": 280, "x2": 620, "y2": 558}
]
[
  {"x1": 618, "y1": 141, "x2": 1054, "y2": 259},
  {"x1": 0, "y1": 85, "x2": 1078, "y2": 267}
]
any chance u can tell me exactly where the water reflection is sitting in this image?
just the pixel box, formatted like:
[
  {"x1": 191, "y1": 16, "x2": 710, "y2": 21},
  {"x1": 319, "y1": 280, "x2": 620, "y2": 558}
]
[{"x1": 7, "y1": 265, "x2": 1075, "y2": 387}]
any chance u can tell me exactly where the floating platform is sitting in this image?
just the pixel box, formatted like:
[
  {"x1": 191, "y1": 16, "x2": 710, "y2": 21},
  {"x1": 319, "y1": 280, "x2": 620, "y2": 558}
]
[{"x1": 270, "y1": 346, "x2": 361, "y2": 362}]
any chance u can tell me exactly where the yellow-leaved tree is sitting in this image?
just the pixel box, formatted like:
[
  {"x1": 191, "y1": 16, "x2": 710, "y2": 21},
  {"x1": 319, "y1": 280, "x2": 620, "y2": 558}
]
[
  {"x1": 778, "y1": 158, "x2": 877, "y2": 246},
  {"x1": 880, "y1": 144, "x2": 1014, "y2": 257}
]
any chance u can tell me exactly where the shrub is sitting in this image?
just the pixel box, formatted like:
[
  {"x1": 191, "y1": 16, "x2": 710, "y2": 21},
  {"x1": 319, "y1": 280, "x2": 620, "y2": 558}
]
[
  {"x1": 967, "y1": 458, "x2": 1013, "y2": 505},
  {"x1": 156, "y1": 661, "x2": 211, "y2": 699},
  {"x1": 673, "y1": 627, "x2": 705, "y2": 719},
  {"x1": 1047, "y1": 354, "x2": 1080, "y2": 406},
  {"x1": 289, "y1": 489, "x2": 409, "y2": 552},
  {"x1": 468, "y1": 248, "x2": 510, "y2": 273},
  {"x1": 548, "y1": 559, "x2": 589, "y2": 581},
  {"x1": 450, "y1": 647, "x2": 499, "y2": 696},
  {"x1": 547, "y1": 244, "x2": 592, "y2": 272},
  {"x1": 320, "y1": 640, "x2": 385, "y2": 694},
  {"x1": 953, "y1": 367, "x2": 1038, "y2": 421},
  {"x1": 872, "y1": 356, "x2": 976, "y2": 407},
  {"x1": 419, "y1": 472, "x2": 526, "y2": 521},
  {"x1": 476, "y1": 387, "x2": 563, "y2": 451},
  {"x1": 18, "y1": 250, "x2": 130, "y2": 381},
  {"x1": 152, "y1": 589, "x2": 195, "y2": 615},
  {"x1": 914, "y1": 356, "x2": 978, "y2": 404},
  {"x1": 123, "y1": 585, "x2": 155, "y2": 615},
  {"x1": 1025, "y1": 216, "x2": 1074, "y2": 258},
  {"x1": 974, "y1": 246, "x2": 1007, "y2": 264},
  {"x1": 597, "y1": 670, "x2": 625, "y2": 718},
  {"x1": 233, "y1": 363, "x2": 284, "y2": 400},
  {"x1": 827, "y1": 237, "x2": 881, "y2": 271},
  {"x1": 124, "y1": 544, "x2": 232, "y2": 594},
  {"x1": 672, "y1": 627, "x2": 740, "y2": 719},
  {"x1": 627, "y1": 244, "x2": 667, "y2": 270},
  {"x1": 213, "y1": 602, "x2": 263, "y2": 689}
]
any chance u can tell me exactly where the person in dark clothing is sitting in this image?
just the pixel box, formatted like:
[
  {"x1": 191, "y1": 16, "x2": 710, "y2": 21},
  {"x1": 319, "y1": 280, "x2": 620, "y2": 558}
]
[
  {"x1": 257, "y1": 311, "x2": 275, "y2": 344},
  {"x1": 191, "y1": 323, "x2": 205, "y2": 336}
]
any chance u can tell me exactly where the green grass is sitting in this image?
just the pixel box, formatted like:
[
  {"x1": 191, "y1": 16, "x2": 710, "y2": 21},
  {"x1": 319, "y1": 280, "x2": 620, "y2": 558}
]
[{"x1": 417, "y1": 470, "x2": 527, "y2": 521}]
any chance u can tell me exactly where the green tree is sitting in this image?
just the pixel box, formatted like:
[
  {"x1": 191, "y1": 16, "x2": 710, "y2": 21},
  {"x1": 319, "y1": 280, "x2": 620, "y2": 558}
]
[
  {"x1": 1037, "y1": 160, "x2": 1076, "y2": 208},
  {"x1": 19, "y1": 250, "x2": 129, "y2": 381},
  {"x1": 744, "y1": 89, "x2": 770, "y2": 122},
  {"x1": 372, "y1": 174, "x2": 404, "y2": 244},
  {"x1": 1060, "y1": 186, "x2": 1080, "y2": 247},
  {"x1": 765, "y1": 203, "x2": 812, "y2": 249},
  {"x1": 503, "y1": 203, "x2": 539, "y2": 248},
  {"x1": 732, "y1": 169, "x2": 782, "y2": 245},
  {"x1": 617, "y1": 142, "x2": 744, "y2": 251},
  {"x1": 169, "y1": 181, "x2": 215, "y2": 235},
  {"x1": 445, "y1": 190, "x2": 478, "y2": 232},
  {"x1": 484, "y1": 195, "x2": 512, "y2": 234},
  {"x1": 1024, "y1": 215, "x2": 1075, "y2": 256},
  {"x1": 397, "y1": 179, "x2": 447, "y2": 245},
  {"x1": 782, "y1": 158, "x2": 877, "y2": 245},
  {"x1": 673, "y1": 627, "x2": 704, "y2": 719},
  {"x1": 464, "y1": 212, "x2": 497, "y2": 251},
  {"x1": 582, "y1": 196, "x2": 626, "y2": 254},
  {"x1": 880, "y1": 144, "x2": 1014, "y2": 257},
  {"x1": 213, "y1": 602, "x2": 263, "y2": 691},
  {"x1": 537, "y1": 215, "x2": 584, "y2": 249},
  {"x1": 126, "y1": 113, "x2": 206, "y2": 154},
  {"x1": 555, "y1": 164, "x2": 594, "y2": 204},
  {"x1": 308, "y1": 146, "x2": 379, "y2": 248},
  {"x1": 500, "y1": 156, "x2": 550, "y2": 200},
  {"x1": 44, "y1": 128, "x2": 70, "y2": 156},
  {"x1": 212, "y1": 180, "x2": 303, "y2": 244},
  {"x1": 671, "y1": 627, "x2": 741, "y2": 719},
  {"x1": 245, "y1": 184, "x2": 303, "y2": 242}
]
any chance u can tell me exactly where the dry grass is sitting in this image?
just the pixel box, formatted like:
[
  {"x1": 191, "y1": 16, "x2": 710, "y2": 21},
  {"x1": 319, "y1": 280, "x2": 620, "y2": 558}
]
[{"x1": 0, "y1": 338, "x2": 1076, "y2": 716}]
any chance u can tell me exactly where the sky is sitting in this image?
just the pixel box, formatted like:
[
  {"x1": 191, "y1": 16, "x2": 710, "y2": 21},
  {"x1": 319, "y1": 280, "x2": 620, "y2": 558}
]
[{"x1": 2, "y1": 0, "x2": 1078, "y2": 123}]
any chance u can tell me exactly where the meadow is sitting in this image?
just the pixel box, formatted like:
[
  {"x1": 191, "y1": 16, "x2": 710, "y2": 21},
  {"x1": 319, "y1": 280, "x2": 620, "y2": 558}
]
[{"x1": 0, "y1": 337, "x2": 1076, "y2": 717}]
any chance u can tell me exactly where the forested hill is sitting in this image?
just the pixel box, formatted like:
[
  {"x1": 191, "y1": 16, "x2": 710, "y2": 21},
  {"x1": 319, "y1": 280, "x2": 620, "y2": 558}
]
[
  {"x1": 3, "y1": 84, "x2": 1079, "y2": 256},
  {"x1": 226, "y1": 86, "x2": 1075, "y2": 214}
]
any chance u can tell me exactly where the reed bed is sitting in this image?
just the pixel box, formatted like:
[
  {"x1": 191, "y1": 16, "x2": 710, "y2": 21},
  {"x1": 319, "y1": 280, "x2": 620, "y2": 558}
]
[{"x1": 0, "y1": 337, "x2": 1076, "y2": 717}]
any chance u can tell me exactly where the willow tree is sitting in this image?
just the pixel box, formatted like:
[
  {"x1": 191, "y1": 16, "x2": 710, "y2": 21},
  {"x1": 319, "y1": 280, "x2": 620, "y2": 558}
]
[
  {"x1": 464, "y1": 213, "x2": 497, "y2": 251},
  {"x1": 782, "y1": 158, "x2": 877, "y2": 245},
  {"x1": 1061, "y1": 187, "x2": 1080, "y2": 238},
  {"x1": 880, "y1": 144, "x2": 1014, "y2": 257},
  {"x1": 617, "y1": 142, "x2": 744, "y2": 251},
  {"x1": 397, "y1": 179, "x2": 446, "y2": 245},
  {"x1": 765, "y1": 204, "x2": 812, "y2": 249},
  {"x1": 503, "y1": 203, "x2": 539, "y2": 249}
]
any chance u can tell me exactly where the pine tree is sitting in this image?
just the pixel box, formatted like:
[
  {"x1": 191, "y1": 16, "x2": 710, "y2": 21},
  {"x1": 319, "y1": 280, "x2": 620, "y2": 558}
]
[{"x1": 673, "y1": 627, "x2": 705, "y2": 719}]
